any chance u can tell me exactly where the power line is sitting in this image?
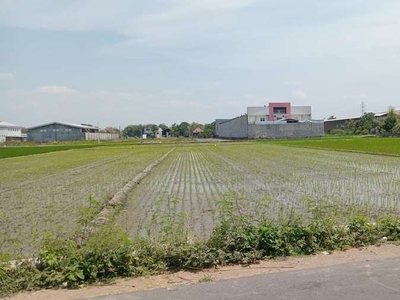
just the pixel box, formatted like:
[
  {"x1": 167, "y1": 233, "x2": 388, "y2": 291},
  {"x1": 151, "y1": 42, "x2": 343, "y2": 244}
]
[{"x1": 361, "y1": 101, "x2": 366, "y2": 115}]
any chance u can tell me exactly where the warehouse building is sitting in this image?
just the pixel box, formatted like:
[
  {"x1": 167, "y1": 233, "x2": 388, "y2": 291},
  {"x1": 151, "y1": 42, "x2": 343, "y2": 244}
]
[
  {"x1": 27, "y1": 122, "x2": 118, "y2": 142},
  {"x1": 215, "y1": 102, "x2": 324, "y2": 139},
  {"x1": 324, "y1": 111, "x2": 400, "y2": 133}
]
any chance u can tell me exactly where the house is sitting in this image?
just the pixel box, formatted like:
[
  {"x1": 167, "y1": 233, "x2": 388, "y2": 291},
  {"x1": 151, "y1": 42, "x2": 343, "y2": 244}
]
[
  {"x1": 192, "y1": 127, "x2": 204, "y2": 137},
  {"x1": 215, "y1": 102, "x2": 323, "y2": 139},
  {"x1": 247, "y1": 102, "x2": 312, "y2": 124},
  {"x1": 155, "y1": 128, "x2": 163, "y2": 138},
  {"x1": 0, "y1": 121, "x2": 24, "y2": 142},
  {"x1": 142, "y1": 128, "x2": 153, "y2": 138},
  {"x1": 162, "y1": 128, "x2": 171, "y2": 137},
  {"x1": 27, "y1": 122, "x2": 102, "y2": 142}
]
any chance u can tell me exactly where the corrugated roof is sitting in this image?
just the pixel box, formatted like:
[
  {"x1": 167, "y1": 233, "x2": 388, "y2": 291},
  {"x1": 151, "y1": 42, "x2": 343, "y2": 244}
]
[
  {"x1": 28, "y1": 122, "x2": 99, "y2": 130},
  {"x1": 324, "y1": 111, "x2": 400, "y2": 122},
  {"x1": 0, "y1": 121, "x2": 23, "y2": 128}
]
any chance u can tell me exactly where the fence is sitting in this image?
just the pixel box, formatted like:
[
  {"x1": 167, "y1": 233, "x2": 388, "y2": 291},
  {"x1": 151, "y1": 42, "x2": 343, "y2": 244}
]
[{"x1": 84, "y1": 132, "x2": 119, "y2": 141}]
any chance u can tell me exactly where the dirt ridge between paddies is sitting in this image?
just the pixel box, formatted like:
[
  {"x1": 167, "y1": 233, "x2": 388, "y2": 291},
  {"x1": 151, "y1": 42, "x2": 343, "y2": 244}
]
[{"x1": 73, "y1": 147, "x2": 176, "y2": 244}]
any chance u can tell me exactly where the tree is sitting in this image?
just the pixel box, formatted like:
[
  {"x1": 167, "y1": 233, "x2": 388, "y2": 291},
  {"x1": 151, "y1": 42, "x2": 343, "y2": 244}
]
[
  {"x1": 178, "y1": 122, "x2": 190, "y2": 137},
  {"x1": 199, "y1": 122, "x2": 215, "y2": 138},
  {"x1": 170, "y1": 123, "x2": 179, "y2": 137},
  {"x1": 158, "y1": 123, "x2": 169, "y2": 131},
  {"x1": 342, "y1": 119, "x2": 356, "y2": 134},
  {"x1": 355, "y1": 112, "x2": 379, "y2": 134},
  {"x1": 392, "y1": 123, "x2": 400, "y2": 136},
  {"x1": 102, "y1": 126, "x2": 120, "y2": 134},
  {"x1": 328, "y1": 116, "x2": 336, "y2": 120},
  {"x1": 123, "y1": 125, "x2": 143, "y2": 137},
  {"x1": 150, "y1": 124, "x2": 158, "y2": 134},
  {"x1": 382, "y1": 106, "x2": 398, "y2": 133}
]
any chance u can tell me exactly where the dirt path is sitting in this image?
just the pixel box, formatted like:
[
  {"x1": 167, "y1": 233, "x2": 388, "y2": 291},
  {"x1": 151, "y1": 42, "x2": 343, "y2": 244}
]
[{"x1": 9, "y1": 243, "x2": 400, "y2": 300}]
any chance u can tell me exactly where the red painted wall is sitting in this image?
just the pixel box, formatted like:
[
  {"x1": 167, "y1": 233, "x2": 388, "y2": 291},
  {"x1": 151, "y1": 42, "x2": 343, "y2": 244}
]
[{"x1": 268, "y1": 102, "x2": 291, "y2": 121}]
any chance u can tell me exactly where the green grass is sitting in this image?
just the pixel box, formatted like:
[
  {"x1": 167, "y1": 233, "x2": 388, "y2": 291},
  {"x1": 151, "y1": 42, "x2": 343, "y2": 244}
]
[
  {"x1": 0, "y1": 138, "x2": 204, "y2": 159},
  {"x1": 265, "y1": 137, "x2": 400, "y2": 156},
  {"x1": 0, "y1": 144, "x2": 101, "y2": 159}
]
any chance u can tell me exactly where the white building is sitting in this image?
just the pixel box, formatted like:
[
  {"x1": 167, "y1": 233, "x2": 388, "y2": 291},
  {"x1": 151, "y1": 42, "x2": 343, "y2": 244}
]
[
  {"x1": 0, "y1": 121, "x2": 23, "y2": 143},
  {"x1": 247, "y1": 102, "x2": 312, "y2": 125}
]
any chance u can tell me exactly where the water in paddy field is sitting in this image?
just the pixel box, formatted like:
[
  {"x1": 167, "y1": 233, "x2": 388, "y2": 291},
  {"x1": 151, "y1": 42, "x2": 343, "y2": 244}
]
[
  {"x1": 1, "y1": 143, "x2": 399, "y2": 256},
  {"x1": 115, "y1": 144, "x2": 400, "y2": 240}
]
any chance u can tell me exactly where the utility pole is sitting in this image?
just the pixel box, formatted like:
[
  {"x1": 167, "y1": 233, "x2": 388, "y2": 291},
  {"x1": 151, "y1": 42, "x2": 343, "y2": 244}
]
[{"x1": 361, "y1": 102, "x2": 366, "y2": 115}]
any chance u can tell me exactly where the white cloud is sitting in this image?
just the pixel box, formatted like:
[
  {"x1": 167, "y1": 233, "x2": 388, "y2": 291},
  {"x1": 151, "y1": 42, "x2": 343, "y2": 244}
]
[
  {"x1": 285, "y1": 80, "x2": 302, "y2": 87},
  {"x1": 0, "y1": 0, "x2": 256, "y2": 38},
  {"x1": 291, "y1": 90, "x2": 306, "y2": 99},
  {"x1": 0, "y1": 73, "x2": 14, "y2": 80},
  {"x1": 169, "y1": 100, "x2": 201, "y2": 108},
  {"x1": 341, "y1": 94, "x2": 370, "y2": 100},
  {"x1": 162, "y1": 88, "x2": 192, "y2": 96},
  {"x1": 36, "y1": 86, "x2": 77, "y2": 95}
]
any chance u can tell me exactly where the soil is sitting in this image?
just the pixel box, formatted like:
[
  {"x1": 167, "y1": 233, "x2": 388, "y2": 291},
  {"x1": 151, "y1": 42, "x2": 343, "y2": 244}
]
[{"x1": 9, "y1": 243, "x2": 400, "y2": 300}]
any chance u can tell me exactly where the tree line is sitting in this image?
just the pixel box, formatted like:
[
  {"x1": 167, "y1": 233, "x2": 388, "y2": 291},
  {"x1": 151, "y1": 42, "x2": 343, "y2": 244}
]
[
  {"x1": 122, "y1": 122, "x2": 215, "y2": 138},
  {"x1": 331, "y1": 107, "x2": 400, "y2": 136}
]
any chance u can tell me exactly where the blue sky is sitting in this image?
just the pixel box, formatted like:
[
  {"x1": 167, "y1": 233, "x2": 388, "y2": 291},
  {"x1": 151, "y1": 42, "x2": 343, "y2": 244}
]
[{"x1": 1, "y1": 0, "x2": 399, "y2": 128}]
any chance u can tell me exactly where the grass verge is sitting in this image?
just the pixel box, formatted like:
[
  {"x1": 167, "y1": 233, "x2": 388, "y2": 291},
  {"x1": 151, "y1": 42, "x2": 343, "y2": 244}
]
[{"x1": 1, "y1": 198, "x2": 399, "y2": 298}]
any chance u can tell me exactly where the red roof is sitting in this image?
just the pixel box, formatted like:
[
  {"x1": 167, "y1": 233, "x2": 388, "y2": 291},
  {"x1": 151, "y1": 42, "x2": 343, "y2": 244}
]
[{"x1": 192, "y1": 127, "x2": 204, "y2": 133}]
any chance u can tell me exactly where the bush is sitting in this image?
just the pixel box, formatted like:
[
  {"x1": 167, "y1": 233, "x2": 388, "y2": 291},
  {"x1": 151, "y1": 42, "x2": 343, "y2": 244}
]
[
  {"x1": 329, "y1": 129, "x2": 346, "y2": 135},
  {"x1": 2, "y1": 205, "x2": 400, "y2": 297}
]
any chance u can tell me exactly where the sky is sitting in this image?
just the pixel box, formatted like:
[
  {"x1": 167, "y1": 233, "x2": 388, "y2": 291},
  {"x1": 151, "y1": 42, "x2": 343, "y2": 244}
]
[{"x1": 1, "y1": 0, "x2": 399, "y2": 128}]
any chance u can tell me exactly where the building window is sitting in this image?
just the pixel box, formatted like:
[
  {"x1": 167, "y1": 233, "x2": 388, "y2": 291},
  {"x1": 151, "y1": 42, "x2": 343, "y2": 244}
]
[
  {"x1": 273, "y1": 107, "x2": 287, "y2": 114},
  {"x1": 52, "y1": 129, "x2": 60, "y2": 132},
  {"x1": 65, "y1": 128, "x2": 72, "y2": 132},
  {"x1": 40, "y1": 129, "x2": 47, "y2": 132},
  {"x1": 260, "y1": 117, "x2": 266, "y2": 122}
]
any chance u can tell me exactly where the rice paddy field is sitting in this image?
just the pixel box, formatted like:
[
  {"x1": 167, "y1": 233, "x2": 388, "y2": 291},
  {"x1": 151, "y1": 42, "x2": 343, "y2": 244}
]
[
  {"x1": 270, "y1": 137, "x2": 400, "y2": 156},
  {"x1": 1, "y1": 138, "x2": 400, "y2": 257},
  {"x1": 0, "y1": 145, "x2": 171, "y2": 256}
]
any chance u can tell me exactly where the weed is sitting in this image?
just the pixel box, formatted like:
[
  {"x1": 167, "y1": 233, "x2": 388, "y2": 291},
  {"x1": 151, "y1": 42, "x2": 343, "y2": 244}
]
[{"x1": 199, "y1": 275, "x2": 213, "y2": 283}]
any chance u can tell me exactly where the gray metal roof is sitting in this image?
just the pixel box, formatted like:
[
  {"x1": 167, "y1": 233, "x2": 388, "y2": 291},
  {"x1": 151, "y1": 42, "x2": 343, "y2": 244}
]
[
  {"x1": 324, "y1": 111, "x2": 400, "y2": 122},
  {"x1": 0, "y1": 121, "x2": 23, "y2": 128},
  {"x1": 27, "y1": 122, "x2": 99, "y2": 130}
]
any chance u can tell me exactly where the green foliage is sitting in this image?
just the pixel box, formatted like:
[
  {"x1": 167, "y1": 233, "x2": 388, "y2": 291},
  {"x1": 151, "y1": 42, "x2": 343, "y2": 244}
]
[
  {"x1": 329, "y1": 129, "x2": 346, "y2": 135},
  {"x1": 198, "y1": 122, "x2": 216, "y2": 138},
  {"x1": 392, "y1": 123, "x2": 400, "y2": 136},
  {"x1": 77, "y1": 195, "x2": 102, "y2": 231},
  {"x1": 355, "y1": 112, "x2": 379, "y2": 134},
  {"x1": 199, "y1": 275, "x2": 213, "y2": 282},
  {"x1": 123, "y1": 125, "x2": 144, "y2": 137},
  {"x1": 170, "y1": 122, "x2": 191, "y2": 137},
  {"x1": 2, "y1": 202, "x2": 400, "y2": 297},
  {"x1": 337, "y1": 107, "x2": 398, "y2": 136},
  {"x1": 381, "y1": 107, "x2": 398, "y2": 133}
]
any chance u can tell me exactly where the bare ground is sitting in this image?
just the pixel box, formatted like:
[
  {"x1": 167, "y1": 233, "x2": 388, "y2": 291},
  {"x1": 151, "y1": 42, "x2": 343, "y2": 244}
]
[{"x1": 9, "y1": 243, "x2": 400, "y2": 300}]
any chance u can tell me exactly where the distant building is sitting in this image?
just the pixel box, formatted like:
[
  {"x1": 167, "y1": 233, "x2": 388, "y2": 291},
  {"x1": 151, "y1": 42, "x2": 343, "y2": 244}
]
[
  {"x1": 27, "y1": 122, "x2": 119, "y2": 142},
  {"x1": 0, "y1": 121, "x2": 24, "y2": 142},
  {"x1": 155, "y1": 128, "x2": 163, "y2": 138},
  {"x1": 216, "y1": 102, "x2": 323, "y2": 139},
  {"x1": 142, "y1": 128, "x2": 153, "y2": 138},
  {"x1": 324, "y1": 111, "x2": 400, "y2": 133},
  {"x1": 192, "y1": 127, "x2": 204, "y2": 137},
  {"x1": 247, "y1": 103, "x2": 312, "y2": 124},
  {"x1": 162, "y1": 128, "x2": 171, "y2": 138}
]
